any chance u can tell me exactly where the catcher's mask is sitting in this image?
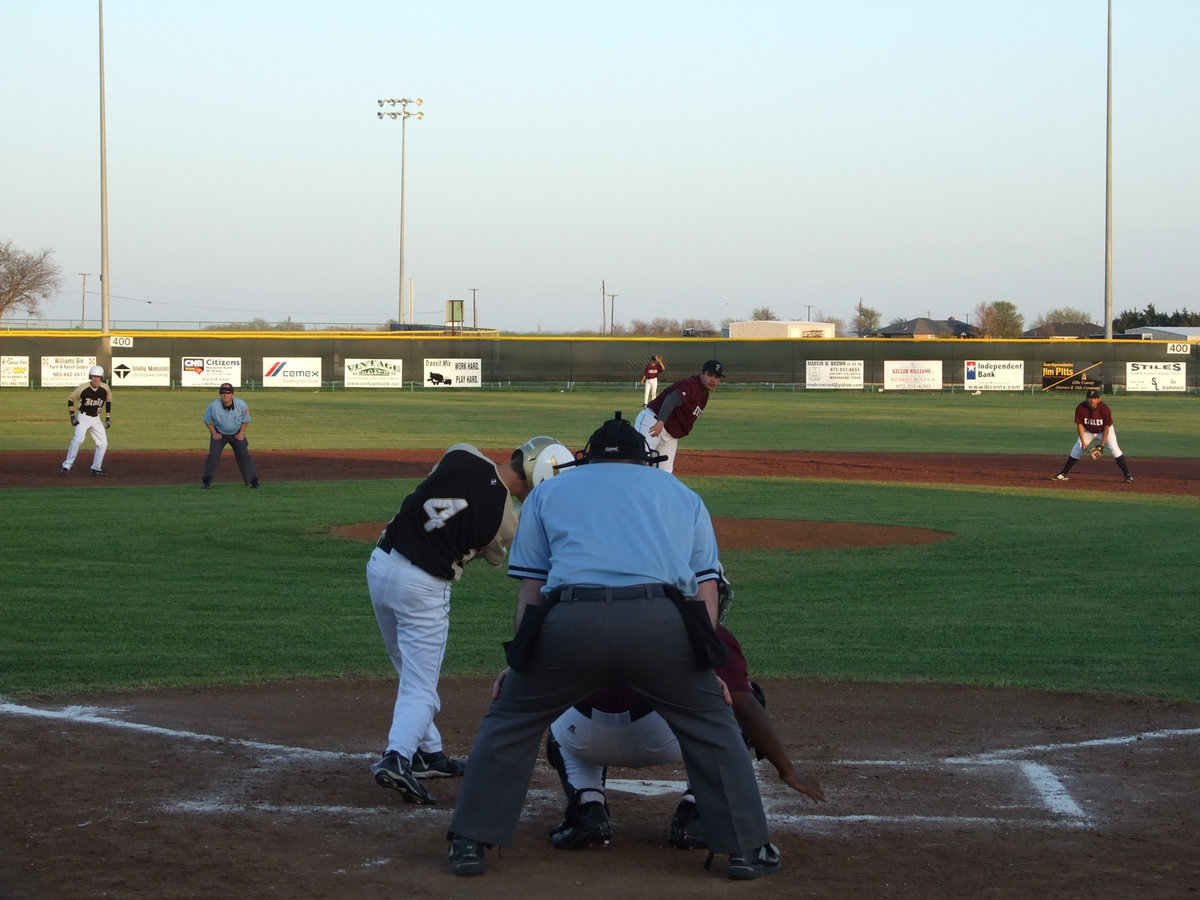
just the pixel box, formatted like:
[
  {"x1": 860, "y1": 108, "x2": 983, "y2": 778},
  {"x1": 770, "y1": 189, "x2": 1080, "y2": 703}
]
[
  {"x1": 566, "y1": 411, "x2": 668, "y2": 467},
  {"x1": 512, "y1": 436, "x2": 572, "y2": 487},
  {"x1": 716, "y1": 567, "x2": 734, "y2": 623}
]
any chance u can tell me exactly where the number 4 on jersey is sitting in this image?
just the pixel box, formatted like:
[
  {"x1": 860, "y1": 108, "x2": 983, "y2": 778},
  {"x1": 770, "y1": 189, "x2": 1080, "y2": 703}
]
[{"x1": 422, "y1": 497, "x2": 469, "y2": 532}]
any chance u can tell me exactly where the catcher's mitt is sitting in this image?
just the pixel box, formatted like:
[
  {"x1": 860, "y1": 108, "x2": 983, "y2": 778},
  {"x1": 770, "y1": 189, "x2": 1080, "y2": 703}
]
[{"x1": 1088, "y1": 446, "x2": 1103, "y2": 460}]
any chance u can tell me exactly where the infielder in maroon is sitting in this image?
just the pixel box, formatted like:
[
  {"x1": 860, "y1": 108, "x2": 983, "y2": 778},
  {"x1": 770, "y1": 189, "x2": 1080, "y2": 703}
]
[
  {"x1": 1052, "y1": 389, "x2": 1134, "y2": 483},
  {"x1": 634, "y1": 359, "x2": 725, "y2": 474}
]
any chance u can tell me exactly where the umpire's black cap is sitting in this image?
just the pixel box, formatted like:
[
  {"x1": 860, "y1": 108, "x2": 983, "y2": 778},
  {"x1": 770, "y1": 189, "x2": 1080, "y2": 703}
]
[{"x1": 583, "y1": 412, "x2": 666, "y2": 466}]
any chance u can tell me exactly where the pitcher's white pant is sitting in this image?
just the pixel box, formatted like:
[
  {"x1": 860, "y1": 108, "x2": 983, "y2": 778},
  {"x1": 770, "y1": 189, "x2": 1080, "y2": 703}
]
[
  {"x1": 367, "y1": 546, "x2": 451, "y2": 759},
  {"x1": 63, "y1": 414, "x2": 108, "y2": 471},
  {"x1": 551, "y1": 705, "x2": 680, "y2": 800},
  {"x1": 643, "y1": 378, "x2": 658, "y2": 406},
  {"x1": 1070, "y1": 426, "x2": 1124, "y2": 459},
  {"x1": 634, "y1": 407, "x2": 678, "y2": 474}
]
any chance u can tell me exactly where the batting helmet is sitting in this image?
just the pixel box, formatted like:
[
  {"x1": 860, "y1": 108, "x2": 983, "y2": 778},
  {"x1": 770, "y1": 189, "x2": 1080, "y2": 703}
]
[
  {"x1": 513, "y1": 436, "x2": 572, "y2": 486},
  {"x1": 88, "y1": 365, "x2": 104, "y2": 377}
]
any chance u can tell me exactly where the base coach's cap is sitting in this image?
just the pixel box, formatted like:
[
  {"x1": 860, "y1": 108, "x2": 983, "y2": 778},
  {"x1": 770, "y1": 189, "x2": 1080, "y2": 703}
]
[
  {"x1": 702, "y1": 360, "x2": 726, "y2": 378},
  {"x1": 1086, "y1": 388, "x2": 1100, "y2": 398}
]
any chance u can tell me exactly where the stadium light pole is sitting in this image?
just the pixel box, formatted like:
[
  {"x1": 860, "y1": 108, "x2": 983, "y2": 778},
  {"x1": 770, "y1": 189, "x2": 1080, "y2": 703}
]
[
  {"x1": 378, "y1": 98, "x2": 424, "y2": 325},
  {"x1": 98, "y1": 0, "x2": 110, "y2": 334},
  {"x1": 1103, "y1": 0, "x2": 1114, "y2": 340}
]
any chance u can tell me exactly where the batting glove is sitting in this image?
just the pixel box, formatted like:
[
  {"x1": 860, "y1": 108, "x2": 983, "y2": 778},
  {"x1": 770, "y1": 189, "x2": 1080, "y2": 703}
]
[
  {"x1": 104, "y1": 417, "x2": 111, "y2": 429},
  {"x1": 71, "y1": 416, "x2": 79, "y2": 426}
]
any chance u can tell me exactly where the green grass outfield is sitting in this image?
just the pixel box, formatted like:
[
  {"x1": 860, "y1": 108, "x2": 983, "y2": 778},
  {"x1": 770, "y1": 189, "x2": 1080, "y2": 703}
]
[{"x1": 2, "y1": 389, "x2": 1198, "y2": 701}]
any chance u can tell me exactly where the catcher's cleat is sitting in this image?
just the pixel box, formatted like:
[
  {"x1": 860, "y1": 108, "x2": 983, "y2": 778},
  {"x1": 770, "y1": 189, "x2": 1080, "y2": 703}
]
[
  {"x1": 447, "y1": 833, "x2": 488, "y2": 876},
  {"x1": 1051, "y1": 473, "x2": 1069, "y2": 481},
  {"x1": 669, "y1": 797, "x2": 708, "y2": 849},
  {"x1": 370, "y1": 751, "x2": 436, "y2": 804},
  {"x1": 411, "y1": 749, "x2": 465, "y2": 778},
  {"x1": 724, "y1": 842, "x2": 781, "y2": 880},
  {"x1": 549, "y1": 800, "x2": 612, "y2": 850}
]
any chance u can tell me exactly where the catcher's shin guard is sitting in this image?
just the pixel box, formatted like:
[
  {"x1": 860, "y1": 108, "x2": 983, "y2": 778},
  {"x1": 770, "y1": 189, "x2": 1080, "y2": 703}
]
[
  {"x1": 669, "y1": 794, "x2": 708, "y2": 849},
  {"x1": 549, "y1": 791, "x2": 612, "y2": 850}
]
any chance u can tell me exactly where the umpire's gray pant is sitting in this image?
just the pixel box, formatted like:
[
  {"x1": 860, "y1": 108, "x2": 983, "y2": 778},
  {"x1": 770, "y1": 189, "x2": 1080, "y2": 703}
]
[{"x1": 448, "y1": 596, "x2": 770, "y2": 853}]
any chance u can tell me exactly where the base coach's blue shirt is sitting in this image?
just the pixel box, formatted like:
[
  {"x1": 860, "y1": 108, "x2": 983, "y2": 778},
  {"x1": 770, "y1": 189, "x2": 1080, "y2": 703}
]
[{"x1": 508, "y1": 462, "x2": 720, "y2": 598}]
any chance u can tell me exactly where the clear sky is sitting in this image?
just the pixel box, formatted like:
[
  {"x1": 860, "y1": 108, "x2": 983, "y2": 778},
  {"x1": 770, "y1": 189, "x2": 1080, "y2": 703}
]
[{"x1": 5, "y1": 1, "x2": 1198, "y2": 333}]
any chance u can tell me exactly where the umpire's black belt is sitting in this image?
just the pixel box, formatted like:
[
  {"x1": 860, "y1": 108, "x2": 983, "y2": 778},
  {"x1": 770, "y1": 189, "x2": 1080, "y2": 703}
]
[{"x1": 552, "y1": 583, "x2": 672, "y2": 602}]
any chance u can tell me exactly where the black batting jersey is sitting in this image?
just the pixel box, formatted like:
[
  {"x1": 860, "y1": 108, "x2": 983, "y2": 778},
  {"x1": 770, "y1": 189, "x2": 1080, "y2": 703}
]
[
  {"x1": 68, "y1": 381, "x2": 112, "y2": 417},
  {"x1": 382, "y1": 445, "x2": 515, "y2": 581}
]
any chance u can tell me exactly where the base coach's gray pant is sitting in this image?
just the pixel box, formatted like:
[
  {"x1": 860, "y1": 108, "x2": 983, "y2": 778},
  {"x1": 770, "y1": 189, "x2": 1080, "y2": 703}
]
[{"x1": 448, "y1": 596, "x2": 770, "y2": 853}]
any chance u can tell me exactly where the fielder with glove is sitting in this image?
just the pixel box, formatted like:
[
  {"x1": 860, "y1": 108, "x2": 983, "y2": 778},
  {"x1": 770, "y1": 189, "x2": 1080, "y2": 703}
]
[{"x1": 1052, "y1": 389, "x2": 1134, "y2": 483}]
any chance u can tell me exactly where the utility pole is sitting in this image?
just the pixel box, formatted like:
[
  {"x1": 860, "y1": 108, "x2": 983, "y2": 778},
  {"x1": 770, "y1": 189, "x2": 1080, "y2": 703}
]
[
  {"x1": 600, "y1": 280, "x2": 607, "y2": 334},
  {"x1": 79, "y1": 273, "x2": 91, "y2": 327},
  {"x1": 607, "y1": 294, "x2": 618, "y2": 334},
  {"x1": 470, "y1": 288, "x2": 478, "y2": 329}
]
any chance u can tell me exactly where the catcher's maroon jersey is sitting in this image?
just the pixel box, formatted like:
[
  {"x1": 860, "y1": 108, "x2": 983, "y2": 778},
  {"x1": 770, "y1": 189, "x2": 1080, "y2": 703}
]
[{"x1": 646, "y1": 373, "x2": 710, "y2": 439}]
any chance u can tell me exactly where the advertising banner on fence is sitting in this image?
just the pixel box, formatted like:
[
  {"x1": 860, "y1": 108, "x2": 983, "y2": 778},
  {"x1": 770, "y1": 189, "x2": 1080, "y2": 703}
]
[
  {"x1": 805, "y1": 359, "x2": 864, "y2": 389},
  {"x1": 964, "y1": 360, "x2": 1024, "y2": 391},
  {"x1": 1, "y1": 356, "x2": 30, "y2": 387},
  {"x1": 883, "y1": 360, "x2": 942, "y2": 391},
  {"x1": 41, "y1": 356, "x2": 97, "y2": 386},
  {"x1": 182, "y1": 357, "x2": 242, "y2": 388},
  {"x1": 1126, "y1": 361, "x2": 1186, "y2": 392},
  {"x1": 111, "y1": 357, "x2": 171, "y2": 387},
  {"x1": 1041, "y1": 361, "x2": 1101, "y2": 392},
  {"x1": 344, "y1": 358, "x2": 404, "y2": 388},
  {"x1": 263, "y1": 357, "x2": 322, "y2": 388},
  {"x1": 424, "y1": 358, "x2": 482, "y2": 387}
]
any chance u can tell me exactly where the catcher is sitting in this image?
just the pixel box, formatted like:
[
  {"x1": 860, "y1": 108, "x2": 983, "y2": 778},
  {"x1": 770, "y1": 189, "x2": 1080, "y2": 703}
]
[
  {"x1": 544, "y1": 575, "x2": 826, "y2": 853},
  {"x1": 1052, "y1": 389, "x2": 1134, "y2": 483},
  {"x1": 640, "y1": 354, "x2": 666, "y2": 406}
]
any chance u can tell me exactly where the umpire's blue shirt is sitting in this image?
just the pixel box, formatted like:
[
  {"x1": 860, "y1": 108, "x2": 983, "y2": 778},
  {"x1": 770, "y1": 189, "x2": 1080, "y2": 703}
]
[
  {"x1": 508, "y1": 461, "x2": 721, "y2": 598},
  {"x1": 203, "y1": 397, "x2": 251, "y2": 436}
]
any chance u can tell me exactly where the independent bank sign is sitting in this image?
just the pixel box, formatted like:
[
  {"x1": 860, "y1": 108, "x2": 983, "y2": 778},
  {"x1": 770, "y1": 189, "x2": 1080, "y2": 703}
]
[{"x1": 263, "y1": 358, "x2": 322, "y2": 388}]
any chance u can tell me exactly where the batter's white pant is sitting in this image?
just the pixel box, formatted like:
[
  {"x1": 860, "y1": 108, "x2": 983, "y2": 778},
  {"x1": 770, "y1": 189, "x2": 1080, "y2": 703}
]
[
  {"x1": 643, "y1": 378, "x2": 658, "y2": 406},
  {"x1": 1070, "y1": 427, "x2": 1124, "y2": 460},
  {"x1": 367, "y1": 546, "x2": 452, "y2": 760},
  {"x1": 634, "y1": 407, "x2": 678, "y2": 474},
  {"x1": 551, "y1": 705, "x2": 681, "y2": 801},
  {"x1": 63, "y1": 414, "x2": 108, "y2": 471}
]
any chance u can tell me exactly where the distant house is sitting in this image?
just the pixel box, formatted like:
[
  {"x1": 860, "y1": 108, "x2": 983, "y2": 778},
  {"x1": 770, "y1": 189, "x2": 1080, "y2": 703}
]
[
  {"x1": 1023, "y1": 322, "x2": 1102, "y2": 339},
  {"x1": 1122, "y1": 326, "x2": 1200, "y2": 341},
  {"x1": 878, "y1": 317, "x2": 973, "y2": 339},
  {"x1": 727, "y1": 320, "x2": 836, "y2": 338}
]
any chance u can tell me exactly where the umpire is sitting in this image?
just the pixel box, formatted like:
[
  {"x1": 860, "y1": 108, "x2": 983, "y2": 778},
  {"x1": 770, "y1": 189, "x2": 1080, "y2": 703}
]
[{"x1": 446, "y1": 413, "x2": 780, "y2": 881}]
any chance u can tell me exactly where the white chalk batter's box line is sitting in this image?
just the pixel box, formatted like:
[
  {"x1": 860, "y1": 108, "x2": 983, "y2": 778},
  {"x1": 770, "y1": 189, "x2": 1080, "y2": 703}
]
[{"x1": 3, "y1": 700, "x2": 1197, "y2": 834}]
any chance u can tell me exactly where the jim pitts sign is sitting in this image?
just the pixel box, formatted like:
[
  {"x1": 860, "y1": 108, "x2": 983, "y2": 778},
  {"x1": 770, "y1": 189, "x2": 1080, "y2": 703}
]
[{"x1": 424, "y1": 358, "x2": 482, "y2": 387}]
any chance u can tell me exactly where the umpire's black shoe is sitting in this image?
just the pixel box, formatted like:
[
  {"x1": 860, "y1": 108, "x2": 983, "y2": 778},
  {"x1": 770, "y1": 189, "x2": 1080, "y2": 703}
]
[
  {"x1": 411, "y1": 749, "x2": 465, "y2": 778},
  {"x1": 248, "y1": 478, "x2": 261, "y2": 489},
  {"x1": 549, "y1": 801, "x2": 612, "y2": 850},
  {"x1": 447, "y1": 833, "x2": 488, "y2": 876},
  {"x1": 726, "y1": 842, "x2": 781, "y2": 880},
  {"x1": 370, "y1": 751, "x2": 436, "y2": 805}
]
